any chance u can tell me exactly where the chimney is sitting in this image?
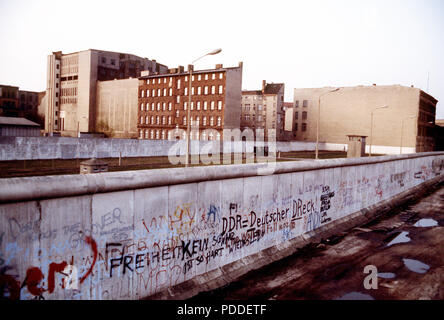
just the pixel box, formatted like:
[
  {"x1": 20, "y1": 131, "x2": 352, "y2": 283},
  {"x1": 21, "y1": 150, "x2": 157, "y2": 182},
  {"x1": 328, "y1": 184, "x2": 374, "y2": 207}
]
[
  {"x1": 188, "y1": 64, "x2": 194, "y2": 72},
  {"x1": 238, "y1": 61, "x2": 243, "y2": 68},
  {"x1": 215, "y1": 64, "x2": 223, "y2": 69},
  {"x1": 178, "y1": 65, "x2": 184, "y2": 73},
  {"x1": 262, "y1": 80, "x2": 266, "y2": 92},
  {"x1": 372, "y1": 84, "x2": 376, "y2": 86}
]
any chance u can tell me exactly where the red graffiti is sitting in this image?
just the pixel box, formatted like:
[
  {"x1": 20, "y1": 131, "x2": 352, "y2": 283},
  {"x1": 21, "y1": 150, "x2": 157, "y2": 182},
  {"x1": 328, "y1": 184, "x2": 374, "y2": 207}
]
[
  {"x1": 47, "y1": 261, "x2": 68, "y2": 293},
  {"x1": 25, "y1": 267, "x2": 45, "y2": 296},
  {"x1": 0, "y1": 274, "x2": 20, "y2": 300},
  {"x1": 80, "y1": 236, "x2": 97, "y2": 284}
]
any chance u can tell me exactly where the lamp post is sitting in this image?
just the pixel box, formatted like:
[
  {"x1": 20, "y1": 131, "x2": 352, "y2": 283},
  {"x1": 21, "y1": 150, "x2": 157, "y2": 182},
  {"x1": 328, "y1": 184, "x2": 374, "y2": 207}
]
[
  {"x1": 185, "y1": 48, "x2": 222, "y2": 167},
  {"x1": 400, "y1": 115, "x2": 417, "y2": 154},
  {"x1": 315, "y1": 88, "x2": 340, "y2": 159},
  {"x1": 369, "y1": 105, "x2": 389, "y2": 157}
]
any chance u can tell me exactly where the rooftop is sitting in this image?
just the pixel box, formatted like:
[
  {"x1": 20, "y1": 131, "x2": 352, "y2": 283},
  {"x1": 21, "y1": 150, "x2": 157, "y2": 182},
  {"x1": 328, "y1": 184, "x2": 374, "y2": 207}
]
[{"x1": 0, "y1": 116, "x2": 40, "y2": 127}]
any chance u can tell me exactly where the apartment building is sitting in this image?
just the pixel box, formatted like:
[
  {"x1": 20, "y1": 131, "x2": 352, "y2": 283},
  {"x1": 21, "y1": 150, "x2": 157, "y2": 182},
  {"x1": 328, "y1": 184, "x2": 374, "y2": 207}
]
[
  {"x1": 137, "y1": 63, "x2": 243, "y2": 141},
  {"x1": 45, "y1": 49, "x2": 168, "y2": 136},
  {"x1": 0, "y1": 85, "x2": 19, "y2": 117},
  {"x1": 240, "y1": 81, "x2": 285, "y2": 141},
  {"x1": 293, "y1": 85, "x2": 438, "y2": 153}
]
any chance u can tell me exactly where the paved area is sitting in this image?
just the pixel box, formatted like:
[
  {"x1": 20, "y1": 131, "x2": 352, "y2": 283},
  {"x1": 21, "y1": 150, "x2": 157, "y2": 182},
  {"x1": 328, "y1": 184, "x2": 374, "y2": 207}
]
[{"x1": 192, "y1": 183, "x2": 444, "y2": 300}]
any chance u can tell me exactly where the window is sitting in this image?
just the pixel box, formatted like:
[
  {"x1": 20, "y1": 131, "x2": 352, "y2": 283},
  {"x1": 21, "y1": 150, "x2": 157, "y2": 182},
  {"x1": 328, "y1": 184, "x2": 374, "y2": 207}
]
[
  {"x1": 141, "y1": 90, "x2": 144, "y2": 98},
  {"x1": 295, "y1": 112, "x2": 299, "y2": 119},
  {"x1": 203, "y1": 101, "x2": 208, "y2": 110},
  {"x1": 302, "y1": 111, "x2": 307, "y2": 120},
  {"x1": 198, "y1": 87, "x2": 201, "y2": 95},
  {"x1": 191, "y1": 102, "x2": 194, "y2": 110},
  {"x1": 152, "y1": 89, "x2": 155, "y2": 97},
  {"x1": 183, "y1": 116, "x2": 187, "y2": 125},
  {"x1": 210, "y1": 116, "x2": 214, "y2": 126},
  {"x1": 218, "y1": 101, "x2": 222, "y2": 110},
  {"x1": 147, "y1": 79, "x2": 150, "y2": 85},
  {"x1": 162, "y1": 116, "x2": 166, "y2": 124},
  {"x1": 158, "y1": 89, "x2": 161, "y2": 96},
  {"x1": 218, "y1": 85, "x2": 223, "y2": 94},
  {"x1": 212, "y1": 74, "x2": 216, "y2": 80},
  {"x1": 156, "y1": 116, "x2": 160, "y2": 124},
  {"x1": 197, "y1": 101, "x2": 201, "y2": 110},
  {"x1": 151, "y1": 116, "x2": 154, "y2": 123},
  {"x1": 145, "y1": 130, "x2": 149, "y2": 139},
  {"x1": 157, "y1": 103, "x2": 161, "y2": 111},
  {"x1": 161, "y1": 130, "x2": 166, "y2": 140},
  {"x1": 196, "y1": 116, "x2": 200, "y2": 125},
  {"x1": 211, "y1": 86, "x2": 215, "y2": 94},
  {"x1": 203, "y1": 117, "x2": 207, "y2": 126},
  {"x1": 156, "y1": 130, "x2": 160, "y2": 139},
  {"x1": 303, "y1": 100, "x2": 308, "y2": 107},
  {"x1": 198, "y1": 75, "x2": 201, "y2": 81},
  {"x1": 219, "y1": 73, "x2": 223, "y2": 79},
  {"x1": 302, "y1": 123, "x2": 307, "y2": 131},
  {"x1": 205, "y1": 74, "x2": 208, "y2": 80},
  {"x1": 140, "y1": 103, "x2": 144, "y2": 111},
  {"x1": 176, "y1": 110, "x2": 179, "y2": 117},
  {"x1": 217, "y1": 116, "x2": 221, "y2": 126},
  {"x1": 150, "y1": 130, "x2": 154, "y2": 139},
  {"x1": 147, "y1": 89, "x2": 150, "y2": 97},
  {"x1": 184, "y1": 102, "x2": 187, "y2": 110},
  {"x1": 185, "y1": 76, "x2": 188, "y2": 81},
  {"x1": 140, "y1": 116, "x2": 143, "y2": 124},
  {"x1": 184, "y1": 87, "x2": 188, "y2": 95},
  {"x1": 204, "y1": 86, "x2": 208, "y2": 95},
  {"x1": 191, "y1": 87, "x2": 195, "y2": 95},
  {"x1": 211, "y1": 101, "x2": 215, "y2": 110},
  {"x1": 168, "y1": 102, "x2": 172, "y2": 111},
  {"x1": 151, "y1": 103, "x2": 155, "y2": 111},
  {"x1": 145, "y1": 116, "x2": 149, "y2": 124},
  {"x1": 169, "y1": 88, "x2": 172, "y2": 96},
  {"x1": 163, "y1": 78, "x2": 167, "y2": 84},
  {"x1": 177, "y1": 79, "x2": 181, "y2": 89},
  {"x1": 168, "y1": 116, "x2": 172, "y2": 125},
  {"x1": 176, "y1": 96, "x2": 180, "y2": 103},
  {"x1": 139, "y1": 130, "x2": 143, "y2": 139},
  {"x1": 163, "y1": 88, "x2": 167, "y2": 96}
]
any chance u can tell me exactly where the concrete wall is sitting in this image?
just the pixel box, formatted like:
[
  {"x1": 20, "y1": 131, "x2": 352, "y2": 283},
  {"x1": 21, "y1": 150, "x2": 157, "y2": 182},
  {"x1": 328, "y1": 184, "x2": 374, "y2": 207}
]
[
  {"x1": 0, "y1": 136, "x2": 417, "y2": 161},
  {"x1": 0, "y1": 152, "x2": 443, "y2": 300},
  {"x1": 96, "y1": 79, "x2": 139, "y2": 139}
]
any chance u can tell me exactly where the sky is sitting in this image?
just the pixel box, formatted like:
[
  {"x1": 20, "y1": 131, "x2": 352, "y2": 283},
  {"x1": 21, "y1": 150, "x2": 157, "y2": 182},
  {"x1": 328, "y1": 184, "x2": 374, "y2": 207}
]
[{"x1": 1, "y1": 0, "x2": 444, "y2": 117}]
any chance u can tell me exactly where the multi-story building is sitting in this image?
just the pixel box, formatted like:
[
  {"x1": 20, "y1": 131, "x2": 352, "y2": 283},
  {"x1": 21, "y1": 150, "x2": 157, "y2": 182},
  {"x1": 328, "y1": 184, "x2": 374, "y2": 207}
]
[
  {"x1": 45, "y1": 49, "x2": 168, "y2": 136},
  {"x1": 240, "y1": 81, "x2": 285, "y2": 141},
  {"x1": 137, "y1": 63, "x2": 243, "y2": 141},
  {"x1": 0, "y1": 85, "x2": 19, "y2": 117},
  {"x1": 293, "y1": 85, "x2": 438, "y2": 154},
  {"x1": 283, "y1": 102, "x2": 298, "y2": 140}
]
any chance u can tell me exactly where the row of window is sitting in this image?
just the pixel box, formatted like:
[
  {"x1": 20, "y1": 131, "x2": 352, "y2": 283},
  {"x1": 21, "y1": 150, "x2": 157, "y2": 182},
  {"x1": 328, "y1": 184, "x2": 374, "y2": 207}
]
[
  {"x1": 139, "y1": 115, "x2": 222, "y2": 126},
  {"x1": 140, "y1": 100, "x2": 223, "y2": 112},
  {"x1": 243, "y1": 115, "x2": 264, "y2": 121},
  {"x1": 243, "y1": 104, "x2": 264, "y2": 111},
  {"x1": 295, "y1": 111, "x2": 308, "y2": 120},
  {"x1": 140, "y1": 85, "x2": 224, "y2": 98},
  {"x1": 145, "y1": 73, "x2": 224, "y2": 86},
  {"x1": 294, "y1": 123, "x2": 307, "y2": 131},
  {"x1": 60, "y1": 87, "x2": 78, "y2": 97},
  {"x1": 61, "y1": 97, "x2": 77, "y2": 104},
  {"x1": 139, "y1": 129, "x2": 222, "y2": 141},
  {"x1": 295, "y1": 100, "x2": 309, "y2": 108}
]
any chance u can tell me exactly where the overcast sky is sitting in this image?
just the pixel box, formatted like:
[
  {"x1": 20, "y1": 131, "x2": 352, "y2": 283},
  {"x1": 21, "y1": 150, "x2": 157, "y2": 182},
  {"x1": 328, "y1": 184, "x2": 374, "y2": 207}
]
[{"x1": 1, "y1": 0, "x2": 443, "y2": 117}]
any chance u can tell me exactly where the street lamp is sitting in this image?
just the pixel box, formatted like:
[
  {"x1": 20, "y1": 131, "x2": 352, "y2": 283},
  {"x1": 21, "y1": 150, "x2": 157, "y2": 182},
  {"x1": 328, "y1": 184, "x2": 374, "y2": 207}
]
[
  {"x1": 369, "y1": 105, "x2": 389, "y2": 157},
  {"x1": 185, "y1": 48, "x2": 222, "y2": 167},
  {"x1": 400, "y1": 115, "x2": 417, "y2": 154},
  {"x1": 315, "y1": 88, "x2": 340, "y2": 159}
]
